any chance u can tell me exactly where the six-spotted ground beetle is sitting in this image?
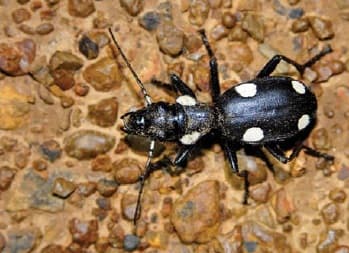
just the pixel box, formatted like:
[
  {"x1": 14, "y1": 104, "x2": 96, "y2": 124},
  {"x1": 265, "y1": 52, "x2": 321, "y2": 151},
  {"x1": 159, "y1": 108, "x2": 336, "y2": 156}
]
[{"x1": 108, "y1": 27, "x2": 334, "y2": 224}]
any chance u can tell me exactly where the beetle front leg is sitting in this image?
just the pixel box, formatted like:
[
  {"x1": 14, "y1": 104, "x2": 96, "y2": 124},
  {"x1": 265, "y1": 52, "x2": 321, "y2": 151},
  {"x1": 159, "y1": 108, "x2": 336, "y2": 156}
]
[
  {"x1": 151, "y1": 73, "x2": 196, "y2": 98},
  {"x1": 223, "y1": 141, "x2": 250, "y2": 205},
  {"x1": 256, "y1": 45, "x2": 333, "y2": 78},
  {"x1": 198, "y1": 29, "x2": 220, "y2": 102}
]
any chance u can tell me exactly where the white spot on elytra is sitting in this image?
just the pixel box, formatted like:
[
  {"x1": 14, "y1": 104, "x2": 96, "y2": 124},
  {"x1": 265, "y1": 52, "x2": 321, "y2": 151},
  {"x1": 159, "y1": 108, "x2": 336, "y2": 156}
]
[
  {"x1": 292, "y1": 80, "x2": 306, "y2": 94},
  {"x1": 180, "y1": 131, "x2": 201, "y2": 145},
  {"x1": 176, "y1": 95, "x2": 196, "y2": 106},
  {"x1": 242, "y1": 127, "x2": 264, "y2": 142},
  {"x1": 235, "y1": 83, "x2": 257, "y2": 97},
  {"x1": 298, "y1": 114, "x2": 310, "y2": 130}
]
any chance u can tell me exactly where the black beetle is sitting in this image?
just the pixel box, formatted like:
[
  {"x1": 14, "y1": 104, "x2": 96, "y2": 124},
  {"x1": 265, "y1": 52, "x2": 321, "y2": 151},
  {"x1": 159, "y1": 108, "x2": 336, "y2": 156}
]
[{"x1": 108, "y1": 28, "x2": 334, "y2": 224}]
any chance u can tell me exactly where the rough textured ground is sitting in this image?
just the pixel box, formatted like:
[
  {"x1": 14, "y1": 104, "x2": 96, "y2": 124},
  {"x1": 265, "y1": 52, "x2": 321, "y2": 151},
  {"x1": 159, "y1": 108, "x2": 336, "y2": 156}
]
[{"x1": 0, "y1": 0, "x2": 349, "y2": 252}]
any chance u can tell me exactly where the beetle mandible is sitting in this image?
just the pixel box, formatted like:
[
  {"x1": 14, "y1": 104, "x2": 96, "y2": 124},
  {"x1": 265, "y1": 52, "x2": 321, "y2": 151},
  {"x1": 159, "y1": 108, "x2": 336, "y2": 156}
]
[{"x1": 108, "y1": 28, "x2": 334, "y2": 224}]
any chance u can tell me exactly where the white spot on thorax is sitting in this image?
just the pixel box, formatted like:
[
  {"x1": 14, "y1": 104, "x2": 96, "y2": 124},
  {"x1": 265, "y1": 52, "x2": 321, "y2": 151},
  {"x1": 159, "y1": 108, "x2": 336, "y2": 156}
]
[
  {"x1": 176, "y1": 95, "x2": 196, "y2": 106},
  {"x1": 180, "y1": 131, "x2": 201, "y2": 145},
  {"x1": 292, "y1": 80, "x2": 306, "y2": 94},
  {"x1": 234, "y1": 83, "x2": 257, "y2": 97},
  {"x1": 298, "y1": 114, "x2": 310, "y2": 130},
  {"x1": 242, "y1": 127, "x2": 264, "y2": 142}
]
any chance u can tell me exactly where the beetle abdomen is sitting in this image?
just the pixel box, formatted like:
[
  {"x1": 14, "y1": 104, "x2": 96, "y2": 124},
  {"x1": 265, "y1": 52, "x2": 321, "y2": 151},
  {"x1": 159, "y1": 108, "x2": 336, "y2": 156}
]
[{"x1": 218, "y1": 76, "x2": 317, "y2": 144}]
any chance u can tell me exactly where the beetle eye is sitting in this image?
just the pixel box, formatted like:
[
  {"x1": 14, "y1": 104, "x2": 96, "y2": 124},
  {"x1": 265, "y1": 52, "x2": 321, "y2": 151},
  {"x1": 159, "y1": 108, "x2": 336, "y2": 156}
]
[{"x1": 136, "y1": 116, "x2": 145, "y2": 128}]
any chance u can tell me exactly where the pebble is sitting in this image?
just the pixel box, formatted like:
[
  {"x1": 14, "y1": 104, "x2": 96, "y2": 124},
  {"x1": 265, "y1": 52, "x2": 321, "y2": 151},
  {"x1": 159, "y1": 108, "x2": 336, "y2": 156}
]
[
  {"x1": 0, "y1": 86, "x2": 31, "y2": 130},
  {"x1": 321, "y1": 203, "x2": 339, "y2": 224},
  {"x1": 96, "y1": 178, "x2": 118, "y2": 197},
  {"x1": 38, "y1": 84, "x2": 54, "y2": 104},
  {"x1": 79, "y1": 35, "x2": 99, "y2": 60},
  {"x1": 210, "y1": 24, "x2": 230, "y2": 41},
  {"x1": 329, "y1": 188, "x2": 347, "y2": 203},
  {"x1": 68, "y1": 0, "x2": 95, "y2": 17},
  {"x1": 87, "y1": 31, "x2": 110, "y2": 48},
  {"x1": 52, "y1": 177, "x2": 77, "y2": 198},
  {"x1": 146, "y1": 230, "x2": 169, "y2": 249},
  {"x1": 49, "y1": 51, "x2": 83, "y2": 72},
  {"x1": 0, "y1": 166, "x2": 16, "y2": 191},
  {"x1": 121, "y1": 194, "x2": 137, "y2": 221},
  {"x1": 59, "y1": 108, "x2": 72, "y2": 131},
  {"x1": 40, "y1": 139, "x2": 62, "y2": 162},
  {"x1": 51, "y1": 69, "x2": 75, "y2": 90},
  {"x1": 228, "y1": 26, "x2": 248, "y2": 42},
  {"x1": 32, "y1": 65, "x2": 54, "y2": 87},
  {"x1": 317, "y1": 230, "x2": 339, "y2": 253},
  {"x1": 308, "y1": 16, "x2": 334, "y2": 40},
  {"x1": 189, "y1": 0, "x2": 209, "y2": 26},
  {"x1": 237, "y1": 0, "x2": 260, "y2": 11},
  {"x1": 95, "y1": 237, "x2": 109, "y2": 253},
  {"x1": 139, "y1": 11, "x2": 161, "y2": 31},
  {"x1": 18, "y1": 24, "x2": 36, "y2": 35},
  {"x1": 12, "y1": 8, "x2": 31, "y2": 24},
  {"x1": 69, "y1": 218, "x2": 98, "y2": 248},
  {"x1": 96, "y1": 197, "x2": 111, "y2": 210},
  {"x1": 0, "y1": 39, "x2": 36, "y2": 75},
  {"x1": 32, "y1": 159, "x2": 48, "y2": 171},
  {"x1": 272, "y1": 188, "x2": 295, "y2": 223},
  {"x1": 91, "y1": 154, "x2": 112, "y2": 172},
  {"x1": 156, "y1": 20, "x2": 184, "y2": 56},
  {"x1": 255, "y1": 205, "x2": 276, "y2": 229},
  {"x1": 288, "y1": 0, "x2": 300, "y2": 4},
  {"x1": 45, "y1": 0, "x2": 60, "y2": 6},
  {"x1": 87, "y1": 97, "x2": 118, "y2": 127},
  {"x1": 30, "y1": 1, "x2": 42, "y2": 12},
  {"x1": 40, "y1": 244, "x2": 66, "y2": 253},
  {"x1": 170, "y1": 180, "x2": 221, "y2": 243},
  {"x1": 228, "y1": 43, "x2": 253, "y2": 66},
  {"x1": 73, "y1": 83, "x2": 90, "y2": 96},
  {"x1": 0, "y1": 136, "x2": 18, "y2": 151},
  {"x1": 18, "y1": 0, "x2": 30, "y2": 4},
  {"x1": 63, "y1": 130, "x2": 115, "y2": 160},
  {"x1": 113, "y1": 158, "x2": 142, "y2": 184},
  {"x1": 124, "y1": 135, "x2": 165, "y2": 157},
  {"x1": 222, "y1": 12, "x2": 237, "y2": 29},
  {"x1": 291, "y1": 18, "x2": 310, "y2": 33},
  {"x1": 36, "y1": 23, "x2": 54, "y2": 35},
  {"x1": 249, "y1": 182, "x2": 271, "y2": 203},
  {"x1": 14, "y1": 145, "x2": 31, "y2": 169},
  {"x1": 3, "y1": 228, "x2": 41, "y2": 253},
  {"x1": 60, "y1": 96, "x2": 75, "y2": 108},
  {"x1": 312, "y1": 128, "x2": 331, "y2": 150},
  {"x1": 241, "y1": 13, "x2": 265, "y2": 42},
  {"x1": 83, "y1": 57, "x2": 122, "y2": 92},
  {"x1": 120, "y1": 0, "x2": 144, "y2": 16},
  {"x1": 258, "y1": 44, "x2": 290, "y2": 74},
  {"x1": 333, "y1": 246, "x2": 349, "y2": 253},
  {"x1": 184, "y1": 34, "x2": 202, "y2": 53},
  {"x1": 76, "y1": 182, "x2": 97, "y2": 197},
  {"x1": 123, "y1": 234, "x2": 140, "y2": 252}
]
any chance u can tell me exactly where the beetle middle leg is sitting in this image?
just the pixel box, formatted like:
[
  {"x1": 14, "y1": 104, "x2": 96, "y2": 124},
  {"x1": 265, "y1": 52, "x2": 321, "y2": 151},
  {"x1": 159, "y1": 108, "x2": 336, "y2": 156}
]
[
  {"x1": 223, "y1": 140, "x2": 250, "y2": 204},
  {"x1": 256, "y1": 45, "x2": 333, "y2": 78},
  {"x1": 198, "y1": 29, "x2": 221, "y2": 102}
]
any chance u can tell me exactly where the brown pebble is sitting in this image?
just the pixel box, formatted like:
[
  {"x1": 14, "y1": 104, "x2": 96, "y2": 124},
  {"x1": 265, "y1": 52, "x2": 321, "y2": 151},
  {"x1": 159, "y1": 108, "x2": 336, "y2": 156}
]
[
  {"x1": 308, "y1": 16, "x2": 334, "y2": 40},
  {"x1": 241, "y1": 13, "x2": 265, "y2": 42},
  {"x1": 210, "y1": 24, "x2": 229, "y2": 41},
  {"x1": 189, "y1": 0, "x2": 210, "y2": 26},
  {"x1": 250, "y1": 182, "x2": 271, "y2": 203},
  {"x1": 312, "y1": 128, "x2": 331, "y2": 150},
  {"x1": 69, "y1": 218, "x2": 98, "y2": 248},
  {"x1": 73, "y1": 83, "x2": 89, "y2": 96},
  {"x1": 288, "y1": 0, "x2": 300, "y2": 5},
  {"x1": 32, "y1": 159, "x2": 48, "y2": 171},
  {"x1": 76, "y1": 182, "x2": 97, "y2": 197},
  {"x1": 49, "y1": 51, "x2": 83, "y2": 72},
  {"x1": 161, "y1": 197, "x2": 173, "y2": 218},
  {"x1": 97, "y1": 178, "x2": 118, "y2": 197},
  {"x1": 0, "y1": 136, "x2": 18, "y2": 151},
  {"x1": 88, "y1": 97, "x2": 118, "y2": 127},
  {"x1": 83, "y1": 57, "x2": 122, "y2": 92},
  {"x1": 184, "y1": 34, "x2": 202, "y2": 53},
  {"x1": 68, "y1": 0, "x2": 95, "y2": 17},
  {"x1": 329, "y1": 60, "x2": 345, "y2": 75},
  {"x1": 31, "y1": 1, "x2": 43, "y2": 11},
  {"x1": 228, "y1": 26, "x2": 249, "y2": 42},
  {"x1": 17, "y1": 0, "x2": 30, "y2": 4},
  {"x1": 329, "y1": 188, "x2": 347, "y2": 203},
  {"x1": 52, "y1": 177, "x2": 77, "y2": 198},
  {"x1": 0, "y1": 233, "x2": 5, "y2": 251},
  {"x1": 12, "y1": 8, "x2": 31, "y2": 24},
  {"x1": 121, "y1": 194, "x2": 137, "y2": 221},
  {"x1": 321, "y1": 202, "x2": 339, "y2": 224},
  {"x1": 113, "y1": 158, "x2": 141, "y2": 184},
  {"x1": 156, "y1": 20, "x2": 184, "y2": 56},
  {"x1": 272, "y1": 188, "x2": 295, "y2": 223},
  {"x1": 45, "y1": 0, "x2": 60, "y2": 6},
  {"x1": 0, "y1": 166, "x2": 16, "y2": 191},
  {"x1": 60, "y1": 96, "x2": 75, "y2": 108},
  {"x1": 18, "y1": 24, "x2": 36, "y2": 35},
  {"x1": 291, "y1": 18, "x2": 310, "y2": 33},
  {"x1": 36, "y1": 23, "x2": 54, "y2": 35},
  {"x1": 333, "y1": 246, "x2": 349, "y2": 253},
  {"x1": 222, "y1": 12, "x2": 236, "y2": 29},
  {"x1": 120, "y1": 0, "x2": 144, "y2": 16},
  {"x1": 51, "y1": 69, "x2": 75, "y2": 90},
  {"x1": 91, "y1": 154, "x2": 112, "y2": 172}
]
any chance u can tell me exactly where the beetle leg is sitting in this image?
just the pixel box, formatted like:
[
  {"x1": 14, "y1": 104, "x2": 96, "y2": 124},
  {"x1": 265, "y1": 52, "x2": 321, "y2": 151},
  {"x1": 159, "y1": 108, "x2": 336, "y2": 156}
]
[
  {"x1": 256, "y1": 45, "x2": 333, "y2": 77},
  {"x1": 151, "y1": 74, "x2": 196, "y2": 98},
  {"x1": 265, "y1": 143, "x2": 334, "y2": 164},
  {"x1": 223, "y1": 141, "x2": 250, "y2": 204},
  {"x1": 198, "y1": 29, "x2": 220, "y2": 102},
  {"x1": 134, "y1": 140, "x2": 156, "y2": 224}
]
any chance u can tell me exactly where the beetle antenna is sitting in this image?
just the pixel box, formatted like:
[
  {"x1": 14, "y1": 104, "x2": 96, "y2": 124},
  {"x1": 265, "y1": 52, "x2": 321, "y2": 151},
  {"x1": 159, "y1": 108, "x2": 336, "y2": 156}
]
[{"x1": 108, "y1": 27, "x2": 152, "y2": 106}]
